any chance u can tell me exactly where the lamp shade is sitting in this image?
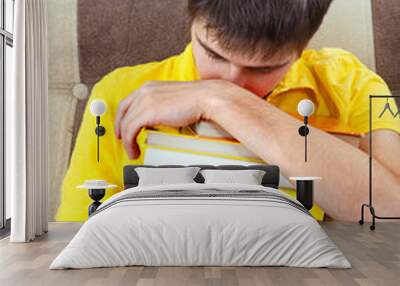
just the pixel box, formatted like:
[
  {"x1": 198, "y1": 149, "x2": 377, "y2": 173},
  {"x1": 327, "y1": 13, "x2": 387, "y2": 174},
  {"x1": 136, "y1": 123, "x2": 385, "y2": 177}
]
[
  {"x1": 297, "y1": 99, "x2": 315, "y2": 117},
  {"x1": 90, "y1": 99, "x2": 107, "y2": 116}
]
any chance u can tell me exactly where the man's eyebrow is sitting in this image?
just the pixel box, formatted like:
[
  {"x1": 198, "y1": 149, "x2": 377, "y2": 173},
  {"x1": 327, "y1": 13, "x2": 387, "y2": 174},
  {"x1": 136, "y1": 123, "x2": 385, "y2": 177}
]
[
  {"x1": 196, "y1": 34, "x2": 228, "y2": 61},
  {"x1": 195, "y1": 34, "x2": 290, "y2": 70}
]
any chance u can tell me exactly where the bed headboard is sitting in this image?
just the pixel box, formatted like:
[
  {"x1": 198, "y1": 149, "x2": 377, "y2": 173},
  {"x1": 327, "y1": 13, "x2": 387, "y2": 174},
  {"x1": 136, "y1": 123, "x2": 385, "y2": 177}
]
[{"x1": 123, "y1": 164, "x2": 280, "y2": 189}]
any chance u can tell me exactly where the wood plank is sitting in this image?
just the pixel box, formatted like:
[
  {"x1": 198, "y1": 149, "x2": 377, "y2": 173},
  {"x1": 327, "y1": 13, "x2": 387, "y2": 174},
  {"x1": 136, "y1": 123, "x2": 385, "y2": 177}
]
[{"x1": 0, "y1": 222, "x2": 399, "y2": 286}]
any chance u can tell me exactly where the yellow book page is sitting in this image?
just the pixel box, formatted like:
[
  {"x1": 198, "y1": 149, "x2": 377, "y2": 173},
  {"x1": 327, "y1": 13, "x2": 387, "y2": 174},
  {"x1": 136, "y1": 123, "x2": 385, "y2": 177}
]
[
  {"x1": 148, "y1": 128, "x2": 240, "y2": 144},
  {"x1": 152, "y1": 124, "x2": 181, "y2": 134}
]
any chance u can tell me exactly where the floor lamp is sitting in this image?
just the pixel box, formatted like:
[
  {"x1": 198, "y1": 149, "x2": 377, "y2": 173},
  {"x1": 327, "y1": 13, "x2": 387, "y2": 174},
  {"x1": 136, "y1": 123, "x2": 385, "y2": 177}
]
[{"x1": 359, "y1": 95, "x2": 400, "y2": 230}]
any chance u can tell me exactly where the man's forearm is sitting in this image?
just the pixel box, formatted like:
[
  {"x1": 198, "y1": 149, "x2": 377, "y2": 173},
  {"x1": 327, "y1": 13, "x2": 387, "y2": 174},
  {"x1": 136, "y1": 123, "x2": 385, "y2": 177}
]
[{"x1": 205, "y1": 91, "x2": 400, "y2": 221}]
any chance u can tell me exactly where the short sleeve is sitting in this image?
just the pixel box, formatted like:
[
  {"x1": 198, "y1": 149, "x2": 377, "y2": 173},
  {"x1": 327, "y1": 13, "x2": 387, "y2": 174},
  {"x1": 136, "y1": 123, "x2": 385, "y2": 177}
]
[
  {"x1": 315, "y1": 50, "x2": 400, "y2": 135},
  {"x1": 347, "y1": 68, "x2": 400, "y2": 134},
  {"x1": 55, "y1": 69, "x2": 142, "y2": 221},
  {"x1": 274, "y1": 48, "x2": 400, "y2": 135}
]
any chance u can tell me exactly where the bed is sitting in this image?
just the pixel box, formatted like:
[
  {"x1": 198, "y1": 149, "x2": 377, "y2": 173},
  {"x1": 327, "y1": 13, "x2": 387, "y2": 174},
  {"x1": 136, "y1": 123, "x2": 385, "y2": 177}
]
[{"x1": 50, "y1": 164, "x2": 350, "y2": 269}]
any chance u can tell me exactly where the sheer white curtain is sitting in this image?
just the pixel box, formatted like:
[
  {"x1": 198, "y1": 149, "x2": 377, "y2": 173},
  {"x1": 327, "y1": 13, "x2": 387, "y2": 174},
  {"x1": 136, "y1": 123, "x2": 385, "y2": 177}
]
[{"x1": 8, "y1": 0, "x2": 49, "y2": 242}]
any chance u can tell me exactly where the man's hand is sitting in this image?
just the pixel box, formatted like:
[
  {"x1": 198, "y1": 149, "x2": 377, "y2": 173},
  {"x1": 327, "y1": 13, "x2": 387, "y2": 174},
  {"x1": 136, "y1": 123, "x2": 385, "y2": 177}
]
[{"x1": 114, "y1": 80, "x2": 239, "y2": 159}]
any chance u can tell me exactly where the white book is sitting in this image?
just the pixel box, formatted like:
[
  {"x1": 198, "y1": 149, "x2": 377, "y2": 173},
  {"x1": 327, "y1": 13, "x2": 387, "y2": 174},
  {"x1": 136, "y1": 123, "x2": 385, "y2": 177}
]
[{"x1": 146, "y1": 129, "x2": 258, "y2": 159}]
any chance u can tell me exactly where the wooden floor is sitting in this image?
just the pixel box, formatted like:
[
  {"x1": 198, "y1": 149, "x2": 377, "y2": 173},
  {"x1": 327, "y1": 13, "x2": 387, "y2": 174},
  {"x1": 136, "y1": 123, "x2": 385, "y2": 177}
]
[{"x1": 0, "y1": 222, "x2": 399, "y2": 286}]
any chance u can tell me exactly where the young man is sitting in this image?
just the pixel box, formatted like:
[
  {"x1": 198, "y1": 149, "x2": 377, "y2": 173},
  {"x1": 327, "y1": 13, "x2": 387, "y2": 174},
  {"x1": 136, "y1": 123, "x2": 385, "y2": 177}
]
[{"x1": 56, "y1": 0, "x2": 400, "y2": 222}]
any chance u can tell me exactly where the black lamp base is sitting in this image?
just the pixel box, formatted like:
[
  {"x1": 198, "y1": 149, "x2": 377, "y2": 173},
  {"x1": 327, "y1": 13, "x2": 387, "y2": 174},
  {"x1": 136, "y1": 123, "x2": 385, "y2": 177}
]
[
  {"x1": 296, "y1": 180, "x2": 313, "y2": 210},
  {"x1": 95, "y1": 126, "x2": 106, "y2": 136},
  {"x1": 88, "y1": 188, "x2": 105, "y2": 216},
  {"x1": 298, "y1": 125, "x2": 309, "y2": 136}
]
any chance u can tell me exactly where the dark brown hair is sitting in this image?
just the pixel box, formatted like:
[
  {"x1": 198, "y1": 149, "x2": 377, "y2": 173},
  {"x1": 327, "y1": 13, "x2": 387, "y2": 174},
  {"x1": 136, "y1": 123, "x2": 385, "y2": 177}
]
[{"x1": 188, "y1": 0, "x2": 333, "y2": 59}]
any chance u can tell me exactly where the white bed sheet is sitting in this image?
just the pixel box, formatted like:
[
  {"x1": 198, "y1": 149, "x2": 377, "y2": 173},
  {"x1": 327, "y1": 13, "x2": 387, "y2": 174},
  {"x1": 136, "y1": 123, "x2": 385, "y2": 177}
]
[{"x1": 50, "y1": 183, "x2": 350, "y2": 269}]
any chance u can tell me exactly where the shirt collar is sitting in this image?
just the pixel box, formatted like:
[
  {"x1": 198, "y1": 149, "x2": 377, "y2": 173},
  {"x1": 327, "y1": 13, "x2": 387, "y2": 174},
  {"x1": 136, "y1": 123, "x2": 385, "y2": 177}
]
[
  {"x1": 174, "y1": 42, "x2": 200, "y2": 81},
  {"x1": 268, "y1": 57, "x2": 319, "y2": 99}
]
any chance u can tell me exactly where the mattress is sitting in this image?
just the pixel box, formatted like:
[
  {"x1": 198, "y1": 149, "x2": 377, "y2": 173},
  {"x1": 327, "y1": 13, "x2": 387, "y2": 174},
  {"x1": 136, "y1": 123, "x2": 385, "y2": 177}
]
[{"x1": 50, "y1": 183, "x2": 351, "y2": 269}]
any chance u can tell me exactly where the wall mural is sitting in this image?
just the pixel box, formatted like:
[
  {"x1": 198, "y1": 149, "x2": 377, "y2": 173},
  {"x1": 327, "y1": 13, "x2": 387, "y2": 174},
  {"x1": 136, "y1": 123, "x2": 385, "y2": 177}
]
[{"x1": 47, "y1": 0, "x2": 400, "y2": 224}]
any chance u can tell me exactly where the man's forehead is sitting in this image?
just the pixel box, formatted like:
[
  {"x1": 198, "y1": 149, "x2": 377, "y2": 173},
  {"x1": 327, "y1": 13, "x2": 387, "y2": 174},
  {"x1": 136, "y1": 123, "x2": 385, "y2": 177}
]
[{"x1": 195, "y1": 30, "x2": 295, "y2": 68}]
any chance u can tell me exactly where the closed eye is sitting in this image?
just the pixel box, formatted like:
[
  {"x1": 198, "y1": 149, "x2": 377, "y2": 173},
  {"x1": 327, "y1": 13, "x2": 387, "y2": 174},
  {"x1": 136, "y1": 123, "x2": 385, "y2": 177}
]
[
  {"x1": 248, "y1": 63, "x2": 289, "y2": 74},
  {"x1": 205, "y1": 49, "x2": 284, "y2": 73},
  {"x1": 205, "y1": 50, "x2": 226, "y2": 62}
]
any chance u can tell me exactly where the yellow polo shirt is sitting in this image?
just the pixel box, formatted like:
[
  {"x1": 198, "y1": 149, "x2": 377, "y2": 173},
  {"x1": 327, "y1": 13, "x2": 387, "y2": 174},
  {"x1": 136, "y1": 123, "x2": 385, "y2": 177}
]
[{"x1": 55, "y1": 43, "x2": 400, "y2": 222}]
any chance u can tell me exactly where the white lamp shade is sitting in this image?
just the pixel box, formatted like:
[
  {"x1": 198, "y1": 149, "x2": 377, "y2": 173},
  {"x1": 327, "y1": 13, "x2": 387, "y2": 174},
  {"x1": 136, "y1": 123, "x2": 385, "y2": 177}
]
[
  {"x1": 90, "y1": 99, "x2": 107, "y2": 116},
  {"x1": 297, "y1": 99, "x2": 315, "y2": 117}
]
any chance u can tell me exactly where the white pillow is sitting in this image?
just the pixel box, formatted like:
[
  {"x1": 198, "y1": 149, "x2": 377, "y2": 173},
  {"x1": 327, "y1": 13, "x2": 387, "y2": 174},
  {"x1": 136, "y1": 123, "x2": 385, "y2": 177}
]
[
  {"x1": 200, "y1": 169, "x2": 266, "y2": 185},
  {"x1": 135, "y1": 167, "x2": 201, "y2": 186}
]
